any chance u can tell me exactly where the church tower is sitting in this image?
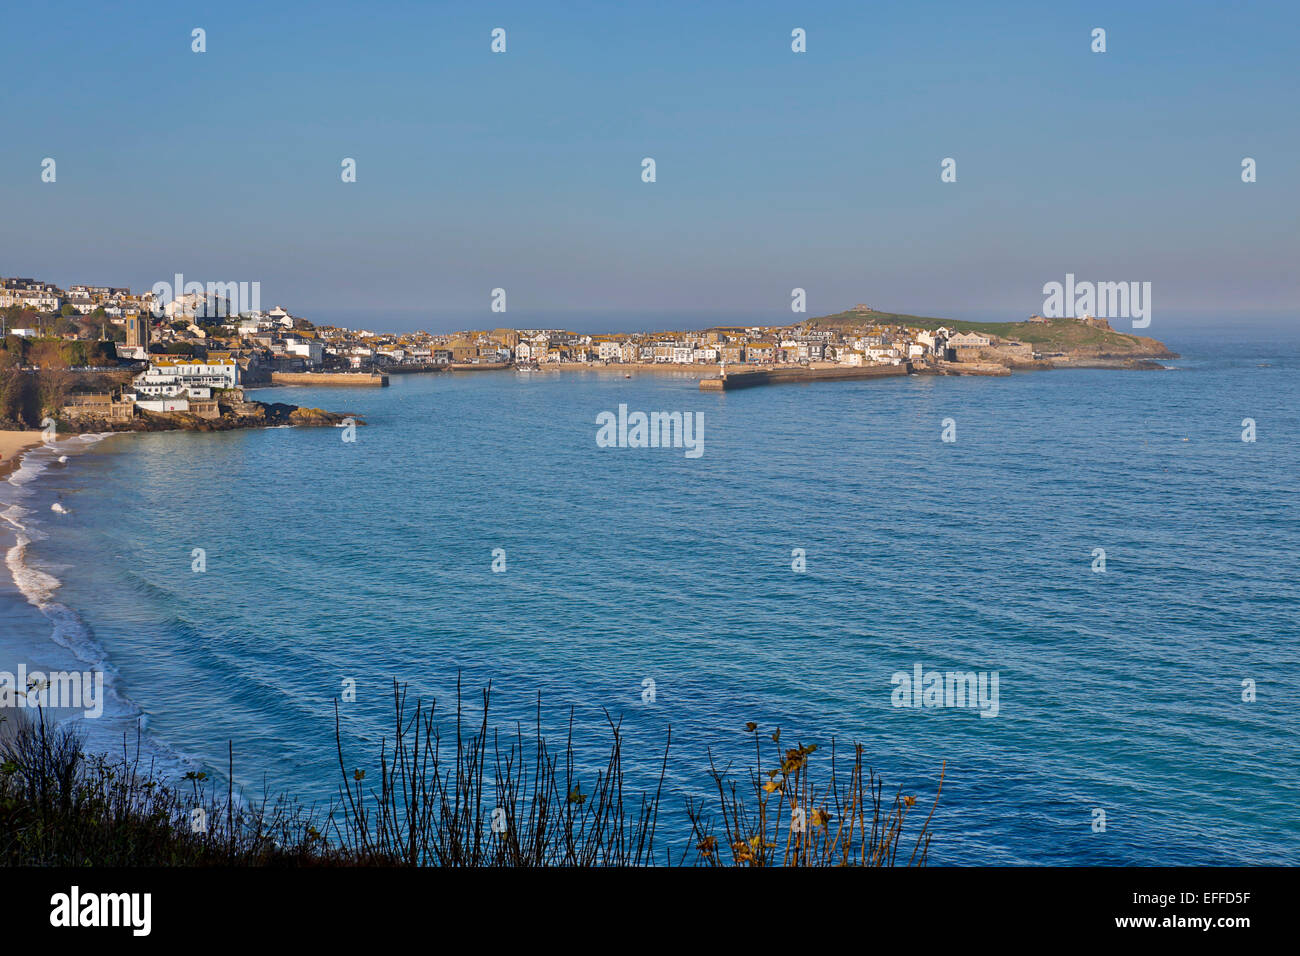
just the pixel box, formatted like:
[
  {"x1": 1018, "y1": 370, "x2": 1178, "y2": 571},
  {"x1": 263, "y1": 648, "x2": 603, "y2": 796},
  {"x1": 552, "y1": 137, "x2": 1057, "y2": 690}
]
[{"x1": 125, "y1": 309, "x2": 149, "y2": 349}]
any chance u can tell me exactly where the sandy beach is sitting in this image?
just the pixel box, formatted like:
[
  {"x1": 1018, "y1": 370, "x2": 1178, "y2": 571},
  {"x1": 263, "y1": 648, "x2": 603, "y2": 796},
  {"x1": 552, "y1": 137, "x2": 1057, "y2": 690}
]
[
  {"x1": 0, "y1": 431, "x2": 44, "y2": 481},
  {"x1": 0, "y1": 431, "x2": 43, "y2": 748}
]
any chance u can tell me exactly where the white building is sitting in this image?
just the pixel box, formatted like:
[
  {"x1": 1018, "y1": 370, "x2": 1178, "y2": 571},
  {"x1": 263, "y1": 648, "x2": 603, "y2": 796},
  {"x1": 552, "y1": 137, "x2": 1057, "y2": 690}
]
[
  {"x1": 133, "y1": 397, "x2": 192, "y2": 413},
  {"x1": 6, "y1": 290, "x2": 62, "y2": 311},
  {"x1": 163, "y1": 291, "x2": 231, "y2": 320},
  {"x1": 267, "y1": 306, "x2": 295, "y2": 328},
  {"x1": 237, "y1": 315, "x2": 271, "y2": 335},
  {"x1": 134, "y1": 358, "x2": 240, "y2": 396},
  {"x1": 284, "y1": 337, "x2": 325, "y2": 365}
]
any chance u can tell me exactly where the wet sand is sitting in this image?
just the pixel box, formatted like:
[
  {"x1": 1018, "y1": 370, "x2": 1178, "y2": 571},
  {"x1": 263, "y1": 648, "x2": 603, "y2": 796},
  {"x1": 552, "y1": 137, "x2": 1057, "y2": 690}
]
[{"x1": 0, "y1": 432, "x2": 44, "y2": 481}]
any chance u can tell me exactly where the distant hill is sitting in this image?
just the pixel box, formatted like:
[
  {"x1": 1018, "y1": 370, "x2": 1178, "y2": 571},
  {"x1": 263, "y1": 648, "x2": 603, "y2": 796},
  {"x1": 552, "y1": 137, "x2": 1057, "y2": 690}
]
[{"x1": 807, "y1": 310, "x2": 1175, "y2": 357}]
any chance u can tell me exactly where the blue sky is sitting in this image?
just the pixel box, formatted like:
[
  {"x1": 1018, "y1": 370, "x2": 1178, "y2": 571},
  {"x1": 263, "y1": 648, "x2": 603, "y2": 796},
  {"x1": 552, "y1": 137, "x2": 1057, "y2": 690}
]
[{"x1": 3, "y1": 0, "x2": 1297, "y2": 332}]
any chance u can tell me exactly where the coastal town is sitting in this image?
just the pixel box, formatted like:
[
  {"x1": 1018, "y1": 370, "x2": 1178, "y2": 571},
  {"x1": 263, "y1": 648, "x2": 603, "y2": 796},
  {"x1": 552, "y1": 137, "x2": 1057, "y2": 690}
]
[{"x1": 0, "y1": 274, "x2": 1175, "y2": 427}]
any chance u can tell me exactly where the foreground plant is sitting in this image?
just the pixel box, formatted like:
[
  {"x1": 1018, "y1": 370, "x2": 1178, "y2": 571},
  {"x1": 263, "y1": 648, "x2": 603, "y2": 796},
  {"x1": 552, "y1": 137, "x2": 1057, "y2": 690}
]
[
  {"x1": 0, "y1": 684, "x2": 942, "y2": 867},
  {"x1": 330, "y1": 678, "x2": 669, "y2": 866},
  {"x1": 0, "y1": 710, "x2": 331, "y2": 866},
  {"x1": 685, "y1": 723, "x2": 944, "y2": 866}
]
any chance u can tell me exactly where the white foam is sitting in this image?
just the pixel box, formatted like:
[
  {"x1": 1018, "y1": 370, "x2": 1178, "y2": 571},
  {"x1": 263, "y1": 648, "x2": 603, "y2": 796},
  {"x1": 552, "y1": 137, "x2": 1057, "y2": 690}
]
[
  {"x1": 0, "y1": 433, "x2": 200, "y2": 780},
  {"x1": 6, "y1": 532, "x2": 61, "y2": 607},
  {"x1": 4, "y1": 453, "x2": 48, "y2": 487}
]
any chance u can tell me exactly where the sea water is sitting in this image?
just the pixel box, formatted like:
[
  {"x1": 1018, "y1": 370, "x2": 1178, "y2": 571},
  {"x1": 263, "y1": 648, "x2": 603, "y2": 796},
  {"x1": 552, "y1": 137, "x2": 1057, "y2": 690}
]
[{"x1": 2, "y1": 322, "x2": 1296, "y2": 864}]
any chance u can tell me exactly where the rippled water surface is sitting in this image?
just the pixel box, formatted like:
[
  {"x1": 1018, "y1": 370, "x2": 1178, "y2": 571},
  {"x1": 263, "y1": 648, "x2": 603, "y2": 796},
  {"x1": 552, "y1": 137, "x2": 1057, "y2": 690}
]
[{"x1": 3, "y1": 323, "x2": 1297, "y2": 864}]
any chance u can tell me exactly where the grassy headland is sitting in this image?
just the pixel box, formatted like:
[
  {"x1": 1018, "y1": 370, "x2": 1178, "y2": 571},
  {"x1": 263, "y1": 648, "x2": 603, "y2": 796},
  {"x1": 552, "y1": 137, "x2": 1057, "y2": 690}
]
[{"x1": 808, "y1": 310, "x2": 1176, "y2": 359}]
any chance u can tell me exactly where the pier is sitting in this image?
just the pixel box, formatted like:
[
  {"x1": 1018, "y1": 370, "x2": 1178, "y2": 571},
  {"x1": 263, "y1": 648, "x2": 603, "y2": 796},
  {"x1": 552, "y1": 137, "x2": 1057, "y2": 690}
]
[
  {"x1": 699, "y1": 364, "x2": 910, "y2": 390},
  {"x1": 270, "y1": 371, "x2": 389, "y2": 387}
]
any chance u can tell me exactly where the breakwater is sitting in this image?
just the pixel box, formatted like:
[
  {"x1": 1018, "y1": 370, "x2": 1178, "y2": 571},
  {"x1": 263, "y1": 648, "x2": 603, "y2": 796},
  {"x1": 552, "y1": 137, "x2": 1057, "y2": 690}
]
[
  {"x1": 270, "y1": 371, "x2": 389, "y2": 387},
  {"x1": 383, "y1": 364, "x2": 449, "y2": 375},
  {"x1": 450, "y1": 361, "x2": 512, "y2": 372},
  {"x1": 699, "y1": 364, "x2": 910, "y2": 390}
]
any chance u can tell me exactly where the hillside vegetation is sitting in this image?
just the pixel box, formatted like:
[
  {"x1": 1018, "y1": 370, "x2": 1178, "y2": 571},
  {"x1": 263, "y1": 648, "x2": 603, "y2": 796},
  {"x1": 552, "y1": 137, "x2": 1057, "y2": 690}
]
[{"x1": 807, "y1": 310, "x2": 1174, "y2": 356}]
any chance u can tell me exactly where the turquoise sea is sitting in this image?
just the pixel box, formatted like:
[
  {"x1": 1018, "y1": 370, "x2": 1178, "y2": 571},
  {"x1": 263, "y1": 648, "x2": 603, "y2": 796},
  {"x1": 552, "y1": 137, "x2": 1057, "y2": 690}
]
[{"x1": 1, "y1": 321, "x2": 1297, "y2": 864}]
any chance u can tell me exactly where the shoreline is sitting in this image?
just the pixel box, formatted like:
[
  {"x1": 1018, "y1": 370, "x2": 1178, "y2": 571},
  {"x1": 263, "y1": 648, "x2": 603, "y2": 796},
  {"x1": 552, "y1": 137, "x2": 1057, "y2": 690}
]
[
  {"x1": 0, "y1": 429, "x2": 190, "y2": 776},
  {"x1": 0, "y1": 431, "x2": 45, "y2": 482}
]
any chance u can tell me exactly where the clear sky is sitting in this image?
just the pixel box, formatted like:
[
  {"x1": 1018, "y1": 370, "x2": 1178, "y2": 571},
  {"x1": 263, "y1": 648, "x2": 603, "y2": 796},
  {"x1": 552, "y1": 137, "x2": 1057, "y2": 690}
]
[{"x1": 3, "y1": 0, "x2": 1296, "y2": 332}]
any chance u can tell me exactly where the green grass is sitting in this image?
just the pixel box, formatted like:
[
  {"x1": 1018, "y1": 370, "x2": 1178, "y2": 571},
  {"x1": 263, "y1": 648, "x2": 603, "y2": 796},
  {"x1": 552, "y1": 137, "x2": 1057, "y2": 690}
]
[{"x1": 807, "y1": 311, "x2": 1167, "y2": 354}]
